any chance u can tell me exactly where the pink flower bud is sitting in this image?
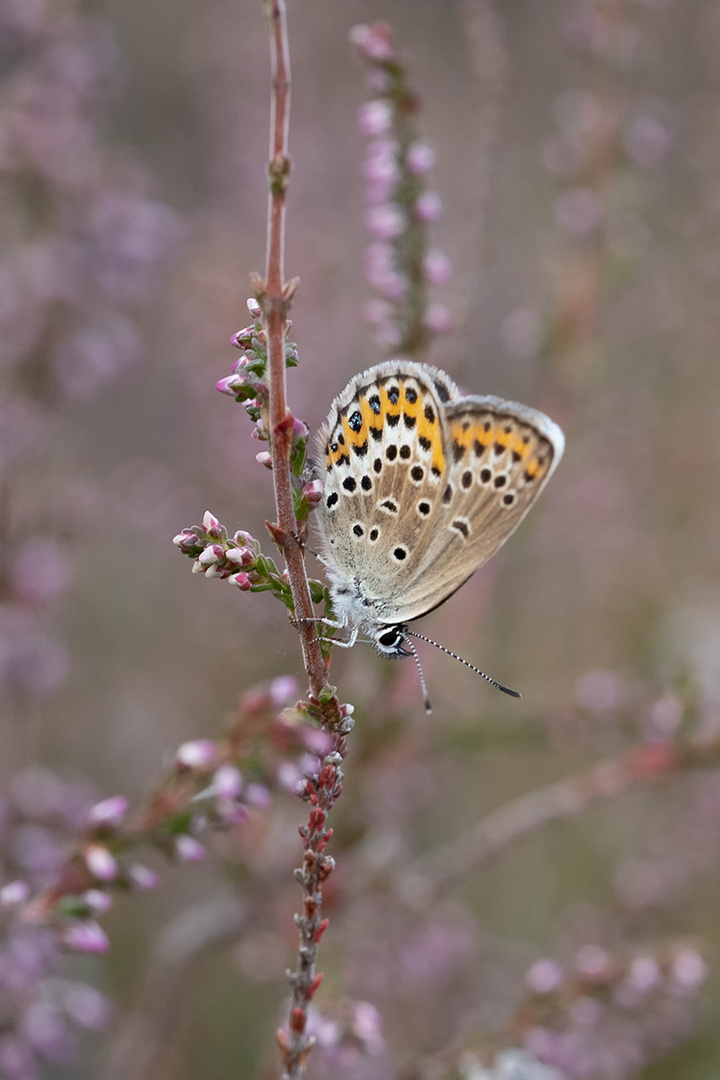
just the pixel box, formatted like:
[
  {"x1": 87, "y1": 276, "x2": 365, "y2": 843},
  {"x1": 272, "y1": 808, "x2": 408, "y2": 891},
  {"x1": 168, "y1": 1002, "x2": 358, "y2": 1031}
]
[
  {"x1": 198, "y1": 545, "x2": 223, "y2": 567},
  {"x1": 350, "y1": 23, "x2": 395, "y2": 61},
  {"x1": 177, "y1": 740, "x2": 218, "y2": 769},
  {"x1": 270, "y1": 674, "x2": 299, "y2": 707},
  {"x1": 89, "y1": 795, "x2": 129, "y2": 828},
  {"x1": 216, "y1": 375, "x2": 242, "y2": 396},
  {"x1": 0, "y1": 880, "x2": 29, "y2": 906},
  {"x1": 358, "y1": 99, "x2": 393, "y2": 136},
  {"x1": 406, "y1": 142, "x2": 435, "y2": 173},
  {"x1": 174, "y1": 835, "x2": 205, "y2": 862},
  {"x1": 83, "y1": 889, "x2": 113, "y2": 914},
  {"x1": 415, "y1": 191, "x2": 442, "y2": 222},
  {"x1": 247, "y1": 298, "x2": 261, "y2": 319},
  {"x1": 246, "y1": 782, "x2": 272, "y2": 809},
  {"x1": 85, "y1": 844, "x2": 118, "y2": 882},
  {"x1": 214, "y1": 764, "x2": 243, "y2": 800},
  {"x1": 63, "y1": 920, "x2": 109, "y2": 954},
  {"x1": 425, "y1": 304, "x2": 453, "y2": 333},
  {"x1": 424, "y1": 249, "x2": 452, "y2": 285},
  {"x1": 256, "y1": 451, "x2": 273, "y2": 468},
  {"x1": 292, "y1": 417, "x2": 309, "y2": 441},
  {"x1": 128, "y1": 864, "x2": 159, "y2": 891},
  {"x1": 526, "y1": 958, "x2": 564, "y2": 994},
  {"x1": 302, "y1": 479, "x2": 323, "y2": 506},
  {"x1": 367, "y1": 204, "x2": 407, "y2": 240},
  {"x1": 225, "y1": 546, "x2": 253, "y2": 566},
  {"x1": 229, "y1": 572, "x2": 253, "y2": 591},
  {"x1": 202, "y1": 510, "x2": 221, "y2": 533}
]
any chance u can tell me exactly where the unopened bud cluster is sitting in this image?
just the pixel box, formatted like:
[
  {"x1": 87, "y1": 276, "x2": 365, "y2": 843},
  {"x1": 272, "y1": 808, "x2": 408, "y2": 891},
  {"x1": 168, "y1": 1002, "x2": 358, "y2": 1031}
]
[
  {"x1": 174, "y1": 511, "x2": 292, "y2": 600},
  {"x1": 216, "y1": 298, "x2": 299, "y2": 426},
  {"x1": 351, "y1": 23, "x2": 452, "y2": 354}
]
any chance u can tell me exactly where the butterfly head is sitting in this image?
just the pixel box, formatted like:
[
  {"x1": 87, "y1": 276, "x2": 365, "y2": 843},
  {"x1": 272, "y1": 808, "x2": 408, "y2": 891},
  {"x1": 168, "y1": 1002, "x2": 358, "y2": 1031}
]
[{"x1": 373, "y1": 624, "x2": 412, "y2": 658}]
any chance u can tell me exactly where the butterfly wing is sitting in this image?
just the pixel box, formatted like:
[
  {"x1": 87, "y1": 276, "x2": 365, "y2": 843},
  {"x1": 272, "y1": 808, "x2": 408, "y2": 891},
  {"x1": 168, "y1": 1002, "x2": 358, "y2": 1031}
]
[
  {"x1": 390, "y1": 394, "x2": 565, "y2": 621},
  {"x1": 313, "y1": 361, "x2": 459, "y2": 610}
]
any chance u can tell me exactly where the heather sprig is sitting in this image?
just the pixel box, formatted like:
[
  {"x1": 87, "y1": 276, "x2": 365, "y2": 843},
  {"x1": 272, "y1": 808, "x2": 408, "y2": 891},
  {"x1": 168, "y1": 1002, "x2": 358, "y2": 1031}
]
[{"x1": 351, "y1": 22, "x2": 452, "y2": 356}]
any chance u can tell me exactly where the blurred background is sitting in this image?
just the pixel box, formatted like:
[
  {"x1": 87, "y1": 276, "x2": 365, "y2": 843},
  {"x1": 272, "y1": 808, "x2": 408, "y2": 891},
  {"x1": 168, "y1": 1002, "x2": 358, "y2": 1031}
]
[{"x1": 3, "y1": 0, "x2": 720, "y2": 1077}]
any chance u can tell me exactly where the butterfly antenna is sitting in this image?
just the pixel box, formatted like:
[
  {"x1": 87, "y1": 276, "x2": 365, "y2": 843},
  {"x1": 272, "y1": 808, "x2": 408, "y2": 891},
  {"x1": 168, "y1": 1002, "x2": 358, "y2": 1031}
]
[
  {"x1": 404, "y1": 630, "x2": 521, "y2": 698},
  {"x1": 404, "y1": 637, "x2": 433, "y2": 714}
]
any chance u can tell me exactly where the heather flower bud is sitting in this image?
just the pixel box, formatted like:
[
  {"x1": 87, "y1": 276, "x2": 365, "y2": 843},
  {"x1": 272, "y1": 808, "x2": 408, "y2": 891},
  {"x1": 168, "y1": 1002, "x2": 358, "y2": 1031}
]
[
  {"x1": 127, "y1": 864, "x2": 159, "y2": 890},
  {"x1": 198, "y1": 545, "x2": 223, "y2": 567},
  {"x1": 367, "y1": 204, "x2": 407, "y2": 240},
  {"x1": 216, "y1": 374, "x2": 244, "y2": 396},
  {"x1": 407, "y1": 141, "x2": 435, "y2": 173},
  {"x1": 292, "y1": 417, "x2": 309, "y2": 442},
  {"x1": 82, "y1": 889, "x2": 113, "y2": 914},
  {"x1": 358, "y1": 99, "x2": 393, "y2": 136},
  {"x1": 89, "y1": 795, "x2": 129, "y2": 828},
  {"x1": 213, "y1": 763, "x2": 243, "y2": 800},
  {"x1": 229, "y1": 572, "x2": 253, "y2": 590},
  {"x1": 202, "y1": 510, "x2": 221, "y2": 534},
  {"x1": 302, "y1": 479, "x2": 323, "y2": 506},
  {"x1": 85, "y1": 844, "x2": 118, "y2": 882},
  {"x1": 0, "y1": 880, "x2": 30, "y2": 906},
  {"x1": 63, "y1": 920, "x2": 109, "y2": 954},
  {"x1": 177, "y1": 739, "x2": 218, "y2": 769},
  {"x1": 425, "y1": 304, "x2": 452, "y2": 333},
  {"x1": 247, "y1": 298, "x2": 262, "y2": 318},
  {"x1": 225, "y1": 546, "x2": 253, "y2": 566},
  {"x1": 424, "y1": 249, "x2": 452, "y2": 285},
  {"x1": 415, "y1": 191, "x2": 442, "y2": 222},
  {"x1": 256, "y1": 451, "x2": 273, "y2": 468},
  {"x1": 174, "y1": 835, "x2": 205, "y2": 862}
]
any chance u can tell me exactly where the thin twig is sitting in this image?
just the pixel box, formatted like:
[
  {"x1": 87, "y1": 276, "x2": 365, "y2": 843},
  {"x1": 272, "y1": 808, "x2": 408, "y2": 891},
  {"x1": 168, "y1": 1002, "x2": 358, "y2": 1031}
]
[
  {"x1": 259, "y1": 0, "x2": 326, "y2": 698},
  {"x1": 257, "y1": 5, "x2": 349, "y2": 1077}
]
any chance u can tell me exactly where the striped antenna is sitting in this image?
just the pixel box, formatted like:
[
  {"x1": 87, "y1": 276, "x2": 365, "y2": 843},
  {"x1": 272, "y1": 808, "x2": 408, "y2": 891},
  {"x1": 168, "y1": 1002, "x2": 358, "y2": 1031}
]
[{"x1": 404, "y1": 630, "x2": 521, "y2": 698}]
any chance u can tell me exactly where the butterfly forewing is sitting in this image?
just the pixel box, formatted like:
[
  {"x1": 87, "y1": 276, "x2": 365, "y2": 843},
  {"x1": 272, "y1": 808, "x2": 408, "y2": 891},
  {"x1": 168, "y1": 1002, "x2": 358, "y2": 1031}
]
[
  {"x1": 314, "y1": 363, "x2": 458, "y2": 603},
  {"x1": 314, "y1": 361, "x2": 564, "y2": 632}
]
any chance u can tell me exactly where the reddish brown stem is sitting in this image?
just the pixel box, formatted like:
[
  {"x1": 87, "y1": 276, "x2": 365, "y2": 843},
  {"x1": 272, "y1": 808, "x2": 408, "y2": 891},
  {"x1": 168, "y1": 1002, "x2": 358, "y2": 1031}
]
[
  {"x1": 259, "y1": 0, "x2": 326, "y2": 698},
  {"x1": 258, "y1": 4, "x2": 346, "y2": 1077}
]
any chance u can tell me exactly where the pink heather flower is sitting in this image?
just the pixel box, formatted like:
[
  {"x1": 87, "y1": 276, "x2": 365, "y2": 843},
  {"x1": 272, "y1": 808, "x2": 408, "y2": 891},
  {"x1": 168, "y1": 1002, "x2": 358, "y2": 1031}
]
[
  {"x1": 0, "y1": 880, "x2": 30, "y2": 906},
  {"x1": 202, "y1": 510, "x2": 221, "y2": 533},
  {"x1": 301, "y1": 726, "x2": 335, "y2": 756},
  {"x1": 292, "y1": 417, "x2": 309, "y2": 441},
  {"x1": 85, "y1": 844, "x2": 118, "y2": 882},
  {"x1": 127, "y1": 864, "x2": 159, "y2": 891},
  {"x1": 213, "y1": 764, "x2": 243, "y2": 800},
  {"x1": 351, "y1": 1001, "x2": 385, "y2": 1055},
  {"x1": 671, "y1": 948, "x2": 707, "y2": 990},
  {"x1": 373, "y1": 270, "x2": 409, "y2": 302},
  {"x1": 82, "y1": 889, "x2": 113, "y2": 914},
  {"x1": 425, "y1": 304, "x2": 453, "y2": 333},
  {"x1": 415, "y1": 191, "x2": 442, "y2": 222},
  {"x1": 174, "y1": 835, "x2": 205, "y2": 862},
  {"x1": 526, "y1": 959, "x2": 564, "y2": 994},
  {"x1": 358, "y1": 99, "x2": 393, "y2": 136},
  {"x1": 177, "y1": 740, "x2": 218, "y2": 769},
  {"x1": 245, "y1": 783, "x2": 272, "y2": 809},
  {"x1": 225, "y1": 546, "x2": 253, "y2": 567},
  {"x1": 277, "y1": 761, "x2": 304, "y2": 795},
  {"x1": 349, "y1": 23, "x2": 395, "y2": 61},
  {"x1": 406, "y1": 142, "x2": 435, "y2": 173},
  {"x1": 216, "y1": 374, "x2": 242, "y2": 396},
  {"x1": 89, "y1": 795, "x2": 129, "y2": 828},
  {"x1": 246, "y1": 298, "x2": 261, "y2": 319},
  {"x1": 63, "y1": 920, "x2": 110, "y2": 954},
  {"x1": 198, "y1": 545, "x2": 222, "y2": 567},
  {"x1": 229, "y1": 572, "x2": 252, "y2": 591},
  {"x1": 367, "y1": 204, "x2": 407, "y2": 240},
  {"x1": 302, "y1": 479, "x2": 323, "y2": 506},
  {"x1": 173, "y1": 529, "x2": 198, "y2": 549},
  {"x1": 424, "y1": 249, "x2": 452, "y2": 285},
  {"x1": 626, "y1": 955, "x2": 662, "y2": 993},
  {"x1": 270, "y1": 674, "x2": 300, "y2": 707},
  {"x1": 363, "y1": 299, "x2": 392, "y2": 327},
  {"x1": 256, "y1": 451, "x2": 272, "y2": 468}
]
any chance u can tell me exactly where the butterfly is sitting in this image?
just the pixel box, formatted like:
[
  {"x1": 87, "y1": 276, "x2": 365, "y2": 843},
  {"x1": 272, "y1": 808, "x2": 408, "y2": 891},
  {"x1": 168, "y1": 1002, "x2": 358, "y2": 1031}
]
[{"x1": 311, "y1": 360, "x2": 564, "y2": 708}]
